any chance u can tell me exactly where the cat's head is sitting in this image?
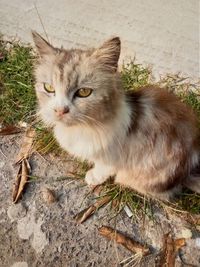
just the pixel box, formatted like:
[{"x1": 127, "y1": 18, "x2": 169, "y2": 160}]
[{"x1": 32, "y1": 31, "x2": 122, "y2": 127}]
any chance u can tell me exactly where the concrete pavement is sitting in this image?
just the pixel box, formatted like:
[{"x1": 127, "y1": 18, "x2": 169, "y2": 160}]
[{"x1": 0, "y1": 0, "x2": 199, "y2": 79}]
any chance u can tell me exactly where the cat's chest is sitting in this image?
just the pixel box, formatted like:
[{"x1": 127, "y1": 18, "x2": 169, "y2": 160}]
[{"x1": 54, "y1": 124, "x2": 101, "y2": 160}]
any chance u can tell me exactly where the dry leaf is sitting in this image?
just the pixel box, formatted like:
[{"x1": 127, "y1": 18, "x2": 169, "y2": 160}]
[
  {"x1": 174, "y1": 238, "x2": 186, "y2": 250},
  {"x1": 12, "y1": 128, "x2": 35, "y2": 203},
  {"x1": 99, "y1": 226, "x2": 150, "y2": 256},
  {"x1": 75, "y1": 195, "x2": 112, "y2": 223},
  {"x1": 0, "y1": 125, "x2": 21, "y2": 135},
  {"x1": 12, "y1": 159, "x2": 29, "y2": 203},
  {"x1": 12, "y1": 164, "x2": 22, "y2": 202},
  {"x1": 159, "y1": 233, "x2": 186, "y2": 267},
  {"x1": 41, "y1": 187, "x2": 57, "y2": 204},
  {"x1": 15, "y1": 128, "x2": 35, "y2": 163}
]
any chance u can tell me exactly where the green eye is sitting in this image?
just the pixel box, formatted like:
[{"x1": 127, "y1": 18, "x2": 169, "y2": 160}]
[
  {"x1": 43, "y1": 83, "x2": 55, "y2": 93},
  {"x1": 75, "y1": 88, "x2": 93, "y2": 98}
]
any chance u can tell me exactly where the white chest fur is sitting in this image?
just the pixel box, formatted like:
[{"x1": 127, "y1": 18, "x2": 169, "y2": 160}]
[
  {"x1": 53, "y1": 102, "x2": 131, "y2": 162},
  {"x1": 54, "y1": 123, "x2": 103, "y2": 160}
]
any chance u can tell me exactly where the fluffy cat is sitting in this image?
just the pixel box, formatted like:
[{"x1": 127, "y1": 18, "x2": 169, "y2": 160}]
[{"x1": 32, "y1": 31, "x2": 200, "y2": 200}]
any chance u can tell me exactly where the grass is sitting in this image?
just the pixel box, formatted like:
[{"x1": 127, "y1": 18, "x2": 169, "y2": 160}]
[
  {"x1": 121, "y1": 61, "x2": 151, "y2": 90},
  {"x1": 100, "y1": 183, "x2": 154, "y2": 220},
  {"x1": 0, "y1": 38, "x2": 200, "y2": 220},
  {"x1": 34, "y1": 123, "x2": 62, "y2": 154},
  {"x1": 0, "y1": 38, "x2": 59, "y2": 154},
  {"x1": 176, "y1": 190, "x2": 200, "y2": 214},
  {"x1": 0, "y1": 40, "x2": 36, "y2": 125}
]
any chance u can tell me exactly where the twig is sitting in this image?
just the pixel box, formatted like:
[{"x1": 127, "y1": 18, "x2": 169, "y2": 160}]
[
  {"x1": 98, "y1": 226, "x2": 150, "y2": 256},
  {"x1": 158, "y1": 232, "x2": 185, "y2": 267},
  {"x1": 74, "y1": 195, "x2": 112, "y2": 223}
]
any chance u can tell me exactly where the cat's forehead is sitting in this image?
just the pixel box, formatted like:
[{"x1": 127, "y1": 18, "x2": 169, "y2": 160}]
[{"x1": 53, "y1": 48, "x2": 94, "y2": 87}]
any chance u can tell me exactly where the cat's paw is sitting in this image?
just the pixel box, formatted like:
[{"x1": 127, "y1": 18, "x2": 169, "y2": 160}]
[{"x1": 85, "y1": 169, "x2": 106, "y2": 185}]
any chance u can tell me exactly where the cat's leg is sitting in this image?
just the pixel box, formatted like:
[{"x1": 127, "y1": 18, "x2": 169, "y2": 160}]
[
  {"x1": 85, "y1": 161, "x2": 115, "y2": 185},
  {"x1": 116, "y1": 169, "x2": 181, "y2": 201}
]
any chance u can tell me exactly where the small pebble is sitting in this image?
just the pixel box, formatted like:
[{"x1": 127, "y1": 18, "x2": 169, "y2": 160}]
[
  {"x1": 11, "y1": 261, "x2": 28, "y2": 267},
  {"x1": 0, "y1": 161, "x2": 5, "y2": 168},
  {"x1": 181, "y1": 228, "x2": 192, "y2": 239},
  {"x1": 18, "y1": 121, "x2": 28, "y2": 128},
  {"x1": 41, "y1": 187, "x2": 57, "y2": 204},
  {"x1": 7, "y1": 203, "x2": 27, "y2": 222}
]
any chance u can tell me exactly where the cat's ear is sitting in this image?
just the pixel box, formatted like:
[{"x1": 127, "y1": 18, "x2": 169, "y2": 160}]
[
  {"x1": 32, "y1": 31, "x2": 56, "y2": 58},
  {"x1": 93, "y1": 37, "x2": 121, "y2": 72}
]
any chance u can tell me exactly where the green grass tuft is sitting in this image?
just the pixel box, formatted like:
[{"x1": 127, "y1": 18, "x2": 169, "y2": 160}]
[
  {"x1": 121, "y1": 61, "x2": 151, "y2": 90},
  {"x1": 0, "y1": 38, "x2": 59, "y2": 154},
  {"x1": 34, "y1": 124, "x2": 62, "y2": 155},
  {"x1": 0, "y1": 40, "x2": 36, "y2": 125},
  {"x1": 182, "y1": 91, "x2": 200, "y2": 123},
  {"x1": 101, "y1": 183, "x2": 154, "y2": 220},
  {"x1": 176, "y1": 191, "x2": 200, "y2": 214}
]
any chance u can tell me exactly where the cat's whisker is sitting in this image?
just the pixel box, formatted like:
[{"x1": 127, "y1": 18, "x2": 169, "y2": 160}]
[{"x1": 33, "y1": 3, "x2": 50, "y2": 42}]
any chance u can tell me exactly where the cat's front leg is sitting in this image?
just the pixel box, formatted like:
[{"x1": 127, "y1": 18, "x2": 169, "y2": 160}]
[{"x1": 85, "y1": 162, "x2": 115, "y2": 185}]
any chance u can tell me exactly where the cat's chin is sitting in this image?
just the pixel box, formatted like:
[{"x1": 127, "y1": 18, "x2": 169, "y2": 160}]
[{"x1": 55, "y1": 119, "x2": 80, "y2": 128}]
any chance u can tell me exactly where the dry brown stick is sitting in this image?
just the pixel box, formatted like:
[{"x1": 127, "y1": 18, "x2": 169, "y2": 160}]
[
  {"x1": 75, "y1": 195, "x2": 112, "y2": 223},
  {"x1": 91, "y1": 185, "x2": 104, "y2": 196},
  {"x1": 98, "y1": 226, "x2": 150, "y2": 256},
  {"x1": 158, "y1": 233, "x2": 186, "y2": 267}
]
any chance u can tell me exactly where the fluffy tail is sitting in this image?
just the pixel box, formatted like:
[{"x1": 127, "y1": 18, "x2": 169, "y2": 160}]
[
  {"x1": 184, "y1": 175, "x2": 200, "y2": 193},
  {"x1": 184, "y1": 160, "x2": 200, "y2": 193}
]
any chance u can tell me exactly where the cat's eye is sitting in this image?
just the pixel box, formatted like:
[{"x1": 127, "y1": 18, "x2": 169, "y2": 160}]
[
  {"x1": 43, "y1": 83, "x2": 55, "y2": 93},
  {"x1": 75, "y1": 88, "x2": 93, "y2": 98}
]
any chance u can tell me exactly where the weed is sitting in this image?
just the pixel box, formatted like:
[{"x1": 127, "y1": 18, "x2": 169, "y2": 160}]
[
  {"x1": 121, "y1": 61, "x2": 151, "y2": 90},
  {"x1": 0, "y1": 40, "x2": 36, "y2": 125}
]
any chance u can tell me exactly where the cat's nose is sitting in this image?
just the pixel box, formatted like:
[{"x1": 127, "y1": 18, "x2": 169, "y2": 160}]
[{"x1": 54, "y1": 106, "x2": 69, "y2": 117}]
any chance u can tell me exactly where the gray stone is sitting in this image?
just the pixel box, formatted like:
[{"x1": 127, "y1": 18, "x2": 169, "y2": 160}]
[
  {"x1": 7, "y1": 203, "x2": 27, "y2": 223},
  {"x1": 11, "y1": 262, "x2": 28, "y2": 267},
  {"x1": 17, "y1": 203, "x2": 49, "y2": 253}
]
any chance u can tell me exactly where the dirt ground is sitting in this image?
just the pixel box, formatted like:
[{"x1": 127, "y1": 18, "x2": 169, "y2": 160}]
[{"x1": 0, "y1": 133, "x2": 200, "y2": 267}]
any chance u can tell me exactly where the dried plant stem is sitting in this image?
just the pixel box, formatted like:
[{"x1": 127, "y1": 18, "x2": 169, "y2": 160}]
[
  {"x1": 98, "y1": 226, "x2": 150, "y2": 256},
  {"x1": 75, "y1": 195, "x2": 112, "y2": 223}
]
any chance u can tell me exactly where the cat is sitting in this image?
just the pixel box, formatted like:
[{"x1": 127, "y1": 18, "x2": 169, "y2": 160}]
[{"x1": 32, "y1": 31, "x2": 200, "y2": 200}]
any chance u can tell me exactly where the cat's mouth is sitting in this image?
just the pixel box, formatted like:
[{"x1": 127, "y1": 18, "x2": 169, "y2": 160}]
[{"x1": 55, "y1": 115, "x2": 80, "y2": 127}]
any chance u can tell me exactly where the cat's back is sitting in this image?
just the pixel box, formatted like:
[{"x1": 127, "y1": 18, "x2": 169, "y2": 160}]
[
  {"x1": 126, "y1": 85, "x2": 198, "y2": 131},
  {"x1": 126, "y1": 85, "x2": 199, "y2": 153}
]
